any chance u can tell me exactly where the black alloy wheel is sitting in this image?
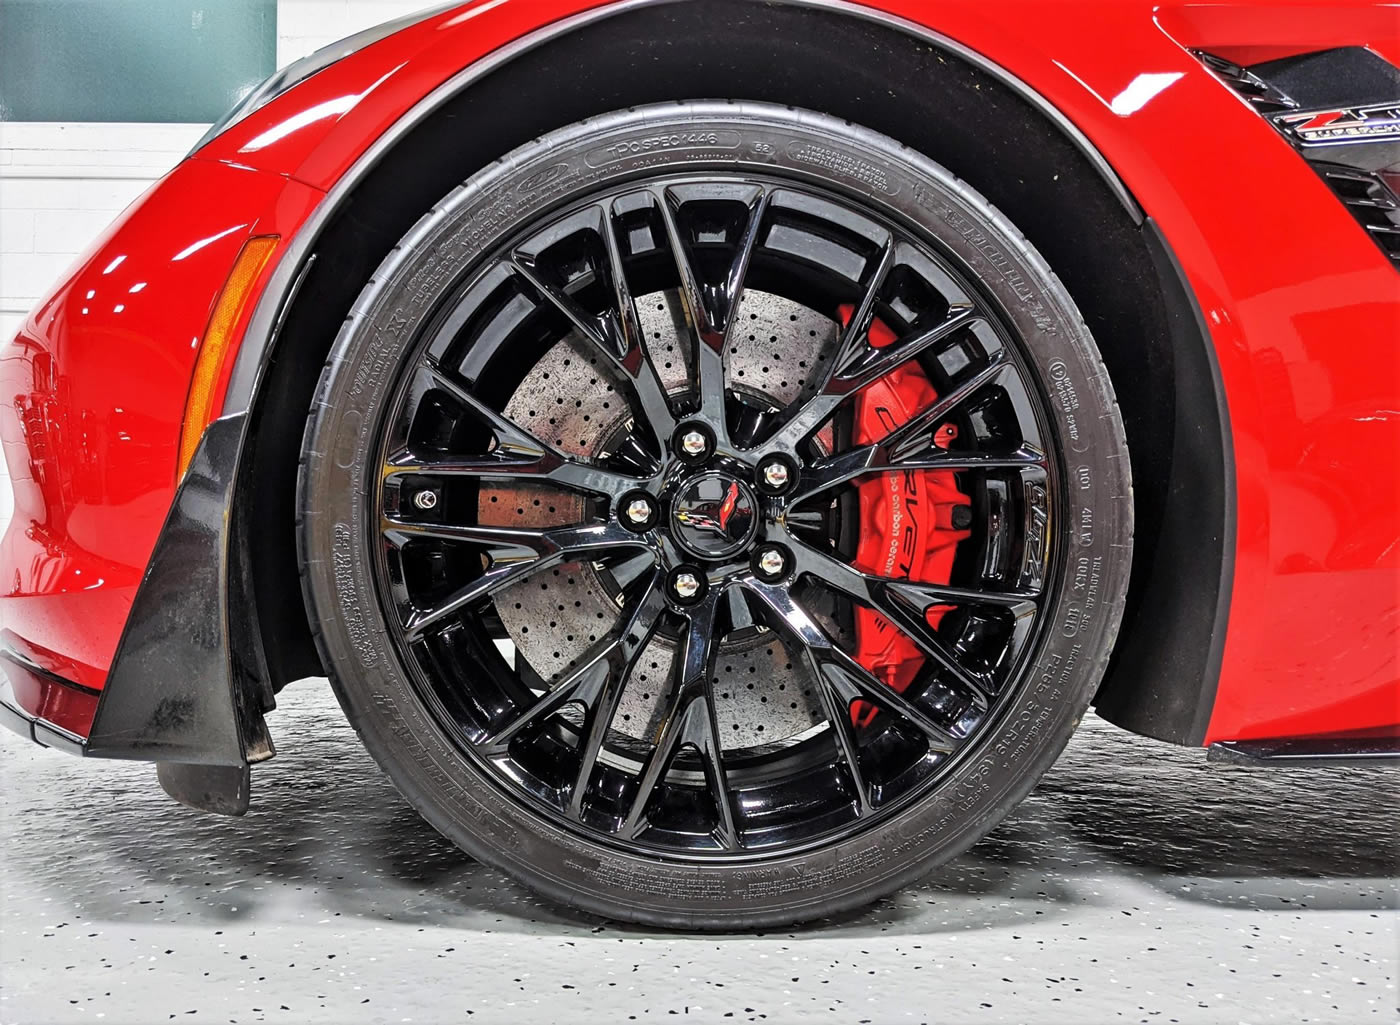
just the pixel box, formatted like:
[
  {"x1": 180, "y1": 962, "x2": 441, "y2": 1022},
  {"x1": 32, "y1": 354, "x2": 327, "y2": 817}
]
[{"x1": 299, "y1": 103, "x2": 1133, "y2": 927}]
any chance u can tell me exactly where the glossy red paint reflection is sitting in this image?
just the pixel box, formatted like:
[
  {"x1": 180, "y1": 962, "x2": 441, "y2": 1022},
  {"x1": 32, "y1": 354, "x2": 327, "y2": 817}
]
[
  {"x1": 2, "y1": 0, "x2": 1396, "y2": 744},
  {"x1": 1, "y1": 657, "x2": 99, "y2": 738},
  {"x1": 0, "y1": 162, "x2": 321, "y2": 688}
]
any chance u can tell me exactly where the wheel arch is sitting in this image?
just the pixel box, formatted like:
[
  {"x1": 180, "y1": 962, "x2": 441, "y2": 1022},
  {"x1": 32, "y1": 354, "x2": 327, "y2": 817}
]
[{"x1": 233, "y1": 0, "x2": 1233, "y2": 744}]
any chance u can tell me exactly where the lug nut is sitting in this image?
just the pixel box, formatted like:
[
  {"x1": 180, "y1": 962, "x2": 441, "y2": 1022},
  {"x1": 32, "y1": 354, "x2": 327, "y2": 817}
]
[
  {"x1": 680, "y1": 430, "x2": 710, "y2": 458},
  {"x1": 412, "y1": 490, "x2": 438, "y2": 511},
  {"x1": 620, "y1": 490, "x2": 659, "y2": 532},
  {"x1": 625, "y1": 496, "x2": 655, "y2": 526},
  {"x1": 672, "y1": 571, "x2": 702, "y2": 600},
  {"x1": 759, "y1": 459, "x2": 791, "y2": 491},
  {"x1": 755, "y1": 546, "x2": 789, "y2": 581}
]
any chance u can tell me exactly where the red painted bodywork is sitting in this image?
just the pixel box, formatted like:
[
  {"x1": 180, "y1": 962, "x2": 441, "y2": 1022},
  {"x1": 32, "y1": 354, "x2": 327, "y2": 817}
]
[
  {"x1": 0, "y1": 163, "x2": 319, "y2": 691},
  {"x1": 2, "y1": 0, "x2": 1396, "y2": 745}
]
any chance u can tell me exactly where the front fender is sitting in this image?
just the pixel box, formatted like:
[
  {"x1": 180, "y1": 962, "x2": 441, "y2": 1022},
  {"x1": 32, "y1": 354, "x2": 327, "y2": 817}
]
[{"x1": 0, "y1": 160, "x2": 320, "y2": 696}]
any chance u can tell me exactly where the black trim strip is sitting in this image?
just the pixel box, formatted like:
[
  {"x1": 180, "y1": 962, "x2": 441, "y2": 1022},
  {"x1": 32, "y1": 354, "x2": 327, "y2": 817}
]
[
  {"x1": 1208, "y1": 738, "x2": 1400, "y2": 767},
  {"x1": 0, "y1": 647, "x2": 101, "y2": 695}
]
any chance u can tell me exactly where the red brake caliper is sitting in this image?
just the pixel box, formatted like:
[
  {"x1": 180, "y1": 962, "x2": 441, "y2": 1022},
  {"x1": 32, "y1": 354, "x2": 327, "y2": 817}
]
[{"x1": 841, "y1": 309, "x2": 972, "y2": 727}]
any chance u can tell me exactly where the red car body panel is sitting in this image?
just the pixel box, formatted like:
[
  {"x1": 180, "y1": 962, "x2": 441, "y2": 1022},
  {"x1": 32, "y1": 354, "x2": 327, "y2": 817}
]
[
  {"x1": 2, "y1": 0, "x2": 1396, "y2": 746},
  {"x1": 0, "y1": 162, "x2": 320, "y2": 694}
]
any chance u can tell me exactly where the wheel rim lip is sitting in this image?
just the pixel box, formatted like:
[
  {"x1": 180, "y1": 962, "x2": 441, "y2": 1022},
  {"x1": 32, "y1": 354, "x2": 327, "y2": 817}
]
[{"x1": 364, "y1": 166, "x2": 1067, "y2": 863}]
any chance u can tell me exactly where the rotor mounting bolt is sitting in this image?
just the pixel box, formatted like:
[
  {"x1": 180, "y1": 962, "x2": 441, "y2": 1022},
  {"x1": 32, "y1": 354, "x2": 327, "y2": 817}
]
[
  {"x1": 412, "y1": 489, "x2": 439, "y2": 511},
  {"x1": 625, "y1": 495, "x2": 655, "y2": 526},
  {"x1": 672, "y1": 571, "x2": 702, "y2": 601},
  {"x1": 755, "y1": 546, "x2": 788, "y2": 581},
  {"x1": 680, "y1": 430, "x2": 710, "y2": 458}
]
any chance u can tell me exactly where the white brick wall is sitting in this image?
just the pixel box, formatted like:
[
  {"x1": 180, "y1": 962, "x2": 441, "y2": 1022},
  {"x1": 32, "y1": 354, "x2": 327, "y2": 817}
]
[
  {"x1": 0, "y1": 0, "x2": 432, "y2": 341},
  {"x1": 0, "y1": 122, "x2": 206, "y2": 339}
]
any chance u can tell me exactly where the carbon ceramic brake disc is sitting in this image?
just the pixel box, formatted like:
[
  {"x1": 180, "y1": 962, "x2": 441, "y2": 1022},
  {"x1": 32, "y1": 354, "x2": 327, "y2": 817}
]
[{"x1": 481, "y1": 289, "x2": 837, "y2": 750}]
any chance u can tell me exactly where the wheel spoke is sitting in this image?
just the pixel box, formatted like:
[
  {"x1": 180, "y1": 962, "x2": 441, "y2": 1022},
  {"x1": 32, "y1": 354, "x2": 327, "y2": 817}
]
[
  {"x1": 762, "y1": 239, "x2": 897, "y2": 450},
  {"x1": 781, "y1": 348, "x2": 1026, "y2": 501},
  {"x1": 608, "y1": 551, "x2": 656, "y2": 591},
  {"x1": 787, "y1": 540, "x2": 1002, "y2": 705},
  {"x1": 882, "y1": 349, "x2": 1016, "y2": 462},
  {"x1": 416, "y1": 363, "x2": 547, "y2": 458},
  {"x1": 778, "y1": 345, "x2": 1030, "y2": 501},
  {"x1": 836, "y1": 306, "x2": 979, "y2": 393},
  {"x1": 510, "y1": 204, "x2": 678, "y2": 446},
  {"x1": 791, "y1": 538, "x2": 1040, "y2": 612},
  {"x1": 829, "y1": 238, "x2": 896, "y2": 381},
  {"x1": 480, "y1": 568, "x2": 665, "y2": 753},
  {"x1": 798, "y1": 645, "x2": 873, "y2": 815},
  {"x1": 385, "y1": 448, "x2": 647, "y2": 501},
  {"x1": 383, "y1": 517, "x2": 650, "y2": 639},
  {"x1": 740, "y1": 578, "x2": 957, "y2": 751},
  {"x1": 598, "y1": 199, "x2": 680, "y2": 443},
  {"x1": 567, "y1": 572, "x2": 668, "y2": 817},
  {"x1": 621, "y1": 587, "x2": 739, "y2": 848},
  {"x1": 792, "y1": 441, "x2": 1046, "y2": 505},
  {"x1": 483, "y1": 657, "x2": 609, "y2": 755},
  {"x1": 393, "y1": 364, "x2": 652, "y2": 499},
  {"x1": 731, "y1": 402, "x2": 777, "y2": 450},
  {"x1": 820, "y1": 658, "x2": 958, "y2": 749},
  {"x1": 777, "y1": 306, "x2": 979, "y2": 446},
  {"x1": 655, "y1": 186, "x2": 769, "y2": 439}
]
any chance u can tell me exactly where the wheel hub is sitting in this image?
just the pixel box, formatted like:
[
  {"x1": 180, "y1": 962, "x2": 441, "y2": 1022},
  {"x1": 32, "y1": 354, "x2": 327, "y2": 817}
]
[{"x1": 669, "y1": 472, "x2": 759, "y2": 560}]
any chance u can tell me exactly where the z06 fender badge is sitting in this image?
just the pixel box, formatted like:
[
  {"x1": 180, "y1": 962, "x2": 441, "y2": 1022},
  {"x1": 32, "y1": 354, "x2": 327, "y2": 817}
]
[{"x1": 1273, "y1": 103, "x2": 1400, "y2": 146}]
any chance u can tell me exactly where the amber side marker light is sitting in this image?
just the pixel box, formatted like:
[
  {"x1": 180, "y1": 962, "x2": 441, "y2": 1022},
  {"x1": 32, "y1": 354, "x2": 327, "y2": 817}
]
[{"x1": 178, "y1": 235, "x2": 279, "y2": 479}]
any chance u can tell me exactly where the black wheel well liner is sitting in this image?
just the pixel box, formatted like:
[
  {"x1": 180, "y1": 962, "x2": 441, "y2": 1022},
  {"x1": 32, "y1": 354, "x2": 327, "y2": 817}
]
[{"x1": 240, "y1": 0, "x2": 1232, "y2": 746}]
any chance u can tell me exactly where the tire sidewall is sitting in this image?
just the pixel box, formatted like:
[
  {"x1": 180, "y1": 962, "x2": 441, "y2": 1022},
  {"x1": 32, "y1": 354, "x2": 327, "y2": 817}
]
[{"x1": 299, "y1": 102, "x2": 1132, "y2": 928}]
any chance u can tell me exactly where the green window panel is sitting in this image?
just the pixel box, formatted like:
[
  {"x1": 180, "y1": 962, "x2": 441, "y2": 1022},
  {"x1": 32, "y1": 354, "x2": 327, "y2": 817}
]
[{"x1": 0, "y1": 0, "x2": 277, "y2": 123}]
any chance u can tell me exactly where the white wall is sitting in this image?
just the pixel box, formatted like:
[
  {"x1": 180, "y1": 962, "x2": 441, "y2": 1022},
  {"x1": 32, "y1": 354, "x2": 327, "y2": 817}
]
[
  {"x1": 0, "y1": 0, "x2": 432, "y2": 342},
  {"x1": 0, "y1": 123, "x2": 207, "y2": 340}
]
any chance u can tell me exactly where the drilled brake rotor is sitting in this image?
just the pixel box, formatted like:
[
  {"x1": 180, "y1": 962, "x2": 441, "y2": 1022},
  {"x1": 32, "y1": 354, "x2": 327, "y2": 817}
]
[{"x1": 480, "y1": 289, "x2": 838, "y2": 749}]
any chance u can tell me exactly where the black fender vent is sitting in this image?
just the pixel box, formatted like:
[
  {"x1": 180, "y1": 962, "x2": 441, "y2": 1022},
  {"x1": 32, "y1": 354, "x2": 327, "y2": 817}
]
[
  {"x1": 1191, "y1": 51, "x2": 1299, "y2": 114},
  {"x1": 1318, "y1": 164, "x2": 1400, "y2": 263},
  {"x1": 1194, "y1": 47, "x2": 1400, "y2": 270}
]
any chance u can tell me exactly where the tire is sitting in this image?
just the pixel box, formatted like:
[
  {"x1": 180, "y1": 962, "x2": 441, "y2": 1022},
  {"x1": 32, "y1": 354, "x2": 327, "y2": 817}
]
[{"x1": 298, "y1": 102, "x2": 1133, "y2": 929}]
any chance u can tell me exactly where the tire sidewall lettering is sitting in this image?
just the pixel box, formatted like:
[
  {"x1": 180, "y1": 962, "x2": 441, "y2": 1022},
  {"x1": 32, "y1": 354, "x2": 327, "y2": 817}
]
[{"x1": 300, "y1": 107, "x2": 1133, "y2": 924}]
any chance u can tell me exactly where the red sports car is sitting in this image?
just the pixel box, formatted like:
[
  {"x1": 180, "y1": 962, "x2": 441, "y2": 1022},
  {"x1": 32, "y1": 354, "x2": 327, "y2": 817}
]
[{"x1": 2, "y1": 0, "x2": 1396, "y2": 929}]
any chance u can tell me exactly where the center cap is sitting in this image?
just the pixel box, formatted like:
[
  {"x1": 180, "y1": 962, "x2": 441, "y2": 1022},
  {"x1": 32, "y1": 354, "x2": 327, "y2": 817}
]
[{"x1": 671, "y1": 473, "x2": 759, "y2": 559}]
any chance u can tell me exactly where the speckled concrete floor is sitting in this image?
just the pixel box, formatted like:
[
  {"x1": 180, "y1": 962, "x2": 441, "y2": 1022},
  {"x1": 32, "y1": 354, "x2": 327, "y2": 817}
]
[{"x1": 1, "y1": 682, "x2": 1395, "y2": 1025}]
